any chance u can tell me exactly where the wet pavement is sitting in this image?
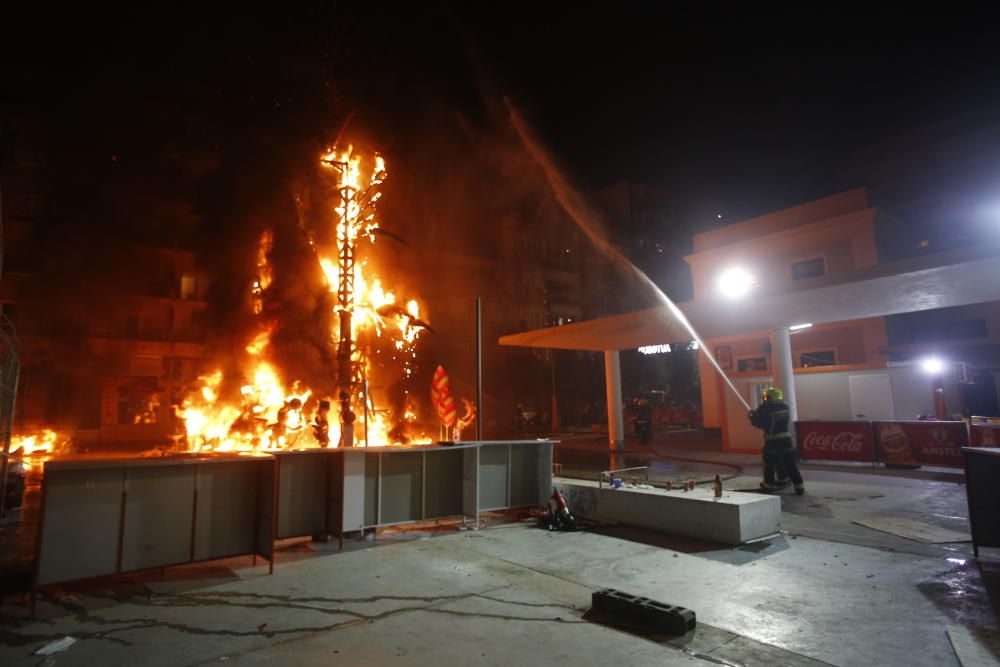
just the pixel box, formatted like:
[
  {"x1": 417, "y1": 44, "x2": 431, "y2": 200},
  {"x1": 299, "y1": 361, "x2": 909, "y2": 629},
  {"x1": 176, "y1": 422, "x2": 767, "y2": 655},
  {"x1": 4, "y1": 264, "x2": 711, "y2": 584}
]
[{"x1": 0, "y1": 436, "x2": 997, "y2": 666}]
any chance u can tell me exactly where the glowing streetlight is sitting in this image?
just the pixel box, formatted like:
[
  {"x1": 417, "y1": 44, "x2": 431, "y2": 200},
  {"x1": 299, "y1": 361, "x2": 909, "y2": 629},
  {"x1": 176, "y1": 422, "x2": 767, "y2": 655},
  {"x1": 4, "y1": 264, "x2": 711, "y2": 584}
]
[
  {"x1": 717, "y1": 267, "x2": 756, "y2": 299},
  {"x1": 921, "y1": 357, "x2": 944, "y2": 374}
]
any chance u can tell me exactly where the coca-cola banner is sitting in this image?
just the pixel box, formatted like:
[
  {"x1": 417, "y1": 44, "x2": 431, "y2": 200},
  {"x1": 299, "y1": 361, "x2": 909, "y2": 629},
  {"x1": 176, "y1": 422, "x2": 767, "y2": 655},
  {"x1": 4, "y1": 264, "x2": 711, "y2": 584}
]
[
  {"x1": 796, "y1": 421, "x2": 876, "y2": 463},
  {"x1": 874, "y1": 421, "x2": 969, "y2": 467},
  {"x1": 970, "y1": 423, "x2": 1000, "y2": 447}
]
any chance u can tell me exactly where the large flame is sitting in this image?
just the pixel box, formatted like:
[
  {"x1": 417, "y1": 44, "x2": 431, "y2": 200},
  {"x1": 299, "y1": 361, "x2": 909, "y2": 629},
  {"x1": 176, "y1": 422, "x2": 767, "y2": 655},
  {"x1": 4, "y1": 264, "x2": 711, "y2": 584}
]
[
  {"x1": 175, "y1": 148, "x2": 431, "y2": 453},
  {"x1": 9, "y1": 429, "x2": 69, "y2": 471}
]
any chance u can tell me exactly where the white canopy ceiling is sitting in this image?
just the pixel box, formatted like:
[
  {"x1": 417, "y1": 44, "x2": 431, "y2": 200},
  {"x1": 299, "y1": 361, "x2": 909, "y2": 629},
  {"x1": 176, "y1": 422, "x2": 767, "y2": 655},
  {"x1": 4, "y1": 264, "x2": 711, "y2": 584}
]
[{"x1": 499, "y1": 244, "x2": 1000, "y2": 351}]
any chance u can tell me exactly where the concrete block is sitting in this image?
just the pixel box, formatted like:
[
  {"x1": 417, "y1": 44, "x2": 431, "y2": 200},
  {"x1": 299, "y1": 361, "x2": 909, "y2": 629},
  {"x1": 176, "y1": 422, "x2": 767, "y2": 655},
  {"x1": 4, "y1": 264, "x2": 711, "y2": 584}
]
[
  {"x1": 592, "y1": 588, "x2": 696, "y2": 635},
  {"x1": 554, "y1": 478, "x2": 780, "y2": 545}
]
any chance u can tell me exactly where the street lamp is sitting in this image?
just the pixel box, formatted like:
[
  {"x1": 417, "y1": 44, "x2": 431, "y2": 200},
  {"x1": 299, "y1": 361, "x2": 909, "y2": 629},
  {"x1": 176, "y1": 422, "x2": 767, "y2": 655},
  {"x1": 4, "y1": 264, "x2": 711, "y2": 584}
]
[
  {"x1": 920, "y1": 357, "x2": 944, "y2": 374},
  {"x1": 717, "y1": 267, "x2": 756, "y2": 299},
  {"x1": 920, "y1": 357, "x2": 949, "y2": 419}
]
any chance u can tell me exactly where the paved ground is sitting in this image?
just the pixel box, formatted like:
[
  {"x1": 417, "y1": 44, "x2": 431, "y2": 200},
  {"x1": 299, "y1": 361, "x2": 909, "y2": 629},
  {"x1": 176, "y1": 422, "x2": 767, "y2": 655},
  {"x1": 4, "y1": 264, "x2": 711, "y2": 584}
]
[{"x1": 1, "y1": 437, "x2": 997, "y2": 666}]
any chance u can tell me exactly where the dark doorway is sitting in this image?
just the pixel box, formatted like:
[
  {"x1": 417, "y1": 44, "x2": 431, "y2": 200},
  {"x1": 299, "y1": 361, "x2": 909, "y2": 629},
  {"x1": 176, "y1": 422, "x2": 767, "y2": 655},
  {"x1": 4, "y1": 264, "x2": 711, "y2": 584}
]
[{"x1": 964, "y1": 370, "x2": 1000, "y2": 418}]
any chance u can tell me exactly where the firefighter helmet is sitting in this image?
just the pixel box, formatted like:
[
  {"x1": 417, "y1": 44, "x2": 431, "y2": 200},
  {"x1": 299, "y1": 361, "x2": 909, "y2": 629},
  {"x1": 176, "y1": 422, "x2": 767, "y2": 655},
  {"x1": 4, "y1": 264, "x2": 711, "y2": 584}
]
[{"x1": 761, "y1": 386, "x2": 784, "y2": 402}]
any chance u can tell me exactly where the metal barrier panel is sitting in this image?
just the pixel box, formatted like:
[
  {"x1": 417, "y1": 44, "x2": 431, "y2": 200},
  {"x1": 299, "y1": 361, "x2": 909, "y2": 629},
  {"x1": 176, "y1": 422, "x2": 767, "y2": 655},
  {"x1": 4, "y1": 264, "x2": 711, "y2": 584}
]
[
  {"x1": 379, "y1": 451, "x2": 423, "y2": 524},
  {"x1": 478, "y1": 444, "x2": 509, "y2": 511},
  {"x1": 36, "y1": 466, "x2": 123, "y2": 586},
  {"x1": 424, "y1": 448, "x2": 463, "y2": 518},
  {"x1": 276, "y1": 451, "x2": 329, "y2": 539},
  {"x1": 194, "y1": 461, "x2": 258, "y2": 561},
  {"x1": 36, "y1": 456, "x2": 275, "y2": 589},
  {"x1": 34, "y1": 442, "x2": 555, "y2": 589},
  {"x1": 121, "y1": 465, "x2": 196, "y2": 572},
  {"x1": 510, "y1": 443, "x2": 541, "y2": 506},
  {"x1": 363, "y1": 452, "x2": 379, "y2": 526},
  {"x1": 255, "y1": 460, "x2": 276, "y2": 567}
]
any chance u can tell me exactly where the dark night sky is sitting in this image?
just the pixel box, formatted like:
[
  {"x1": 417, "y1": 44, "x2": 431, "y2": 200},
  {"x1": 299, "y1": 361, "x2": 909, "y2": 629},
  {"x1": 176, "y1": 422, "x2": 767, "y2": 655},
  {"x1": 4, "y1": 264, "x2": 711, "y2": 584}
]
[
  {"x1": 4, "y1": 3, "x2": 1000, "y2": 223},
  {"x1": 456, "y1": 5, "x2": 1000, "y2": 218}
]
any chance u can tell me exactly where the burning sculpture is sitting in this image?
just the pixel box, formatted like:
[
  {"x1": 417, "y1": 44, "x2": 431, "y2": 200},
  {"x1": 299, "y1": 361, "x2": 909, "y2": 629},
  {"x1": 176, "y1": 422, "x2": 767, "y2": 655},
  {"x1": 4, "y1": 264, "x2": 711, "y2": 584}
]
[{"x1": 176, "y1": 146, "x2": 432, "y2": 452}]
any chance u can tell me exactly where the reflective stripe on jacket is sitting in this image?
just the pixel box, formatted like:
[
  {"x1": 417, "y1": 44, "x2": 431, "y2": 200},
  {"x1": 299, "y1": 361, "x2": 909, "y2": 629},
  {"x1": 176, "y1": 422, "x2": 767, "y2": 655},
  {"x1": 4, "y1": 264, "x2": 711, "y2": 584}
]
[{"x1": 750, "y1": 400, "x2": 792, "y2": 440}]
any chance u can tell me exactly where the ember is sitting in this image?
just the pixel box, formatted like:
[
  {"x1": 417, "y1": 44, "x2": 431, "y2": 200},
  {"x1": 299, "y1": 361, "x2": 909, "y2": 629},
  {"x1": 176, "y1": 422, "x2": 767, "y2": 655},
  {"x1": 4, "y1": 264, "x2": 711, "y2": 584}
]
[{"x1": 175, "y1": 147, "x2": 432, "y2": 452}]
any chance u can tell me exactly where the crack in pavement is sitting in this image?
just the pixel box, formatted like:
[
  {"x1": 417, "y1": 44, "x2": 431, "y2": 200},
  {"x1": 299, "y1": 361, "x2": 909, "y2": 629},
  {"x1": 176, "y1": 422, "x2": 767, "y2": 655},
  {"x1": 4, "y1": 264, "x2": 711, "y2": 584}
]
[{"x1": 3, "y1": 582, "x2": 590, "y2": 660}]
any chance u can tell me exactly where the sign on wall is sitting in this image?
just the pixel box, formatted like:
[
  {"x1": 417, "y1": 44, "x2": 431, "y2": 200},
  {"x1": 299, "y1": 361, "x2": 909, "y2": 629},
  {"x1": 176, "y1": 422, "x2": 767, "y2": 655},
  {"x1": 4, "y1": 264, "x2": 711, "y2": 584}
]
[
  {"x1": 874, "y1": 421, "x2": 969, "y2": 467},
  {"x1": 796, "y1": 421, "x2": 875, "y2": 463}
]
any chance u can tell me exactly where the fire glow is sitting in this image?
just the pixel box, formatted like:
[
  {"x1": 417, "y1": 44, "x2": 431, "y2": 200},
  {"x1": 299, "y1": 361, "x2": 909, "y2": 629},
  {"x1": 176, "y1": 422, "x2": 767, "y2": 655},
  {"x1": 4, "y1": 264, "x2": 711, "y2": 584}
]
[
  {"x1": 176, "y1": 147, "x2": 432, "y2": 453},
  {"x1": 9, "y1": 429, "x2": 68, "y2": 471}
]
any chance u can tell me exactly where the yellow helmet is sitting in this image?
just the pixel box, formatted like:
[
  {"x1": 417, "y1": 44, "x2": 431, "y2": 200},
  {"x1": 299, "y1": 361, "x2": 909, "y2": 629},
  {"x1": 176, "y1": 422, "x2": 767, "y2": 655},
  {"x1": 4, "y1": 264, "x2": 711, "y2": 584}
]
[{"x1": 761, "y1": 386, "x2": 784, "y2": 402}]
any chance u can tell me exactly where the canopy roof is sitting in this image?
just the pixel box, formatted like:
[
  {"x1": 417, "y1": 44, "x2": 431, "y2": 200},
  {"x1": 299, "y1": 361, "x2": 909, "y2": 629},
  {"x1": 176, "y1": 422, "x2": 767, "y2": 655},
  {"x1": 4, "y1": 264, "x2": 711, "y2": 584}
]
[{"x1": 499, "y1": 244, "x2": 1000, "y2": 352}]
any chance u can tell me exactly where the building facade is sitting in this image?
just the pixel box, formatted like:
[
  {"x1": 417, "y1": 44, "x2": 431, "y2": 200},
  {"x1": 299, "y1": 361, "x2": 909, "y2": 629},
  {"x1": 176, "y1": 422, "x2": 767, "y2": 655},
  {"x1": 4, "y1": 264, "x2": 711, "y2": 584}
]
[
  {"x1": 687, "y1": 188, "x2": 1000, "y2": 451},
  {"x1": 1, "y1": 107, "x2": 211, "y2": 449}
]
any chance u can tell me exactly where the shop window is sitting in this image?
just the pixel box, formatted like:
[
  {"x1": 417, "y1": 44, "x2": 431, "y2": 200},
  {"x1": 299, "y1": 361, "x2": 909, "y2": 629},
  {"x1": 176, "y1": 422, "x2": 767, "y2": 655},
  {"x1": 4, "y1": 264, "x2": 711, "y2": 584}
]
[
  {"x1": 791, "y1": 257, "x2": 826, "y2": 280},
  {"x1": 800, "y1": 350, "x2": 837, "y2": 367},
  {"x1": 736, "y1": 356, "x2": 769, "y2": 373},
  {"x1": 117, "y1": 377, "x2": 162, "y2": 425},
  {"x1": 181, "y1": 273, "x2": 197, "y2": 299}
]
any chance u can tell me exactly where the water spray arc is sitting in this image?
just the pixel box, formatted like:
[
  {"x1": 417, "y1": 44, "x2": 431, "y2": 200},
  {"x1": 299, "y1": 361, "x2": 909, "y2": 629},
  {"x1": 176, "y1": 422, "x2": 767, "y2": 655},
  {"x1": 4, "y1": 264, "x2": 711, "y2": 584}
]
[{"x1": 506, "y1": 101, "x2": 751, "y2": 412}]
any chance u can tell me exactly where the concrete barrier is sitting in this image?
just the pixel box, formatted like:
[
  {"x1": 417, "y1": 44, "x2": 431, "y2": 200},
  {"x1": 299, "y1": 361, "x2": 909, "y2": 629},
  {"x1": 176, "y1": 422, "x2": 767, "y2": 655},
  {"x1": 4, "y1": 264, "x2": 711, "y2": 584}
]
[{"x1": 554, "y1": 478, "x2": 780, "y2": 545}]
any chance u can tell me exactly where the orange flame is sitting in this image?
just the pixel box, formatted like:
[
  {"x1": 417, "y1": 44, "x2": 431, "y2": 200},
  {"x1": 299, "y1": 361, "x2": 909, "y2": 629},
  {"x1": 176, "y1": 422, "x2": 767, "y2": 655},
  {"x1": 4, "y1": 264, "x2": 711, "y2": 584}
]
[
  {"x1": 9, "y1": 429, "x2": 69, "y2": 471},
  {"x1": 176, "y1": 148, "x2": 431, "y2": 452}
]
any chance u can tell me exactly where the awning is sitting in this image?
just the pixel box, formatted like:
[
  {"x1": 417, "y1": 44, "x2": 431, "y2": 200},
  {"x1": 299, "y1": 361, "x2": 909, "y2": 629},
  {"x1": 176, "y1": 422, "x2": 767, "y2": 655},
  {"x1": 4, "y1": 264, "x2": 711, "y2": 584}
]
[{"x1": 499, "y1": 244, "x2": 1000, "y2": 351}]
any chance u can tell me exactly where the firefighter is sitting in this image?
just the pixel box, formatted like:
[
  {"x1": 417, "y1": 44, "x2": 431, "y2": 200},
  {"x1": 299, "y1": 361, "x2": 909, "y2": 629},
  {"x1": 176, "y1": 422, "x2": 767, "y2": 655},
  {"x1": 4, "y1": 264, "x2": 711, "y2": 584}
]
[
  {"x1": 748, "y1": 387, "x2": 804, "y2": 494},
  {"x1": 632, "y1": 397, "x2": 653, "y2": 444}
]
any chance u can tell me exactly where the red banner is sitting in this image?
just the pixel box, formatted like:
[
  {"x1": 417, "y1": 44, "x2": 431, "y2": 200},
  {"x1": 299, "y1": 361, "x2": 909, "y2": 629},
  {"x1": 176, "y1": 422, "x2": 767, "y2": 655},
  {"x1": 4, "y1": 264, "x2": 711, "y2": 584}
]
[
  {"x1": 795, "y1": 421, "x2": 875, "y2": 463},
  {"x1": 874, "y1": 421, "x2": 969, "y2": 467},
  {"x1": 970, "y1": 423, "x2": 1000, "y2": 447}
]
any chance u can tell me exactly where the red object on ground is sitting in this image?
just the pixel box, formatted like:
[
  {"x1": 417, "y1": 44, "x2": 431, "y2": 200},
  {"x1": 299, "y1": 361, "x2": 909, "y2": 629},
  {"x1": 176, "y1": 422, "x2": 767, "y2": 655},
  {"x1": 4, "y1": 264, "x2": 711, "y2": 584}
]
[
  {"x1": 795, "y1": 421, "x2": 875, "y2": 463},
  {"x1": 548, "y1": 489, "x2": 572, "y2": 519},
  {"x1": 970, "y1": 422, "x2": 1000, "y2": 447},
  {"x1": 873, "y1": 420, "x2": 969, "y2": 467}
]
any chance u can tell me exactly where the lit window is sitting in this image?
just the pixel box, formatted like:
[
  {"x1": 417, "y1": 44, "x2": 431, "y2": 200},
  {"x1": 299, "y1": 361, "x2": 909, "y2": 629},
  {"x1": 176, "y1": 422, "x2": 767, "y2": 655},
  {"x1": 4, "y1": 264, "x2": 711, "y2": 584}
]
[{"x1": 181, "y1": 274, "x2": 197, "y2": 299}]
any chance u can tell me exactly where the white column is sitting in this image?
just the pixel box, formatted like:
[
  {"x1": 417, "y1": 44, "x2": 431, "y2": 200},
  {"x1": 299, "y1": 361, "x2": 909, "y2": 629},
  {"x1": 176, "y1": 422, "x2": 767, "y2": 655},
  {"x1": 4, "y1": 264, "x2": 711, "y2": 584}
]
[
  {"x1": 769, "y1": 327, "x2": 797, "y2": 422},
  {"x1": 604, "y1": 350, "x2": 624, "y2": 451}
]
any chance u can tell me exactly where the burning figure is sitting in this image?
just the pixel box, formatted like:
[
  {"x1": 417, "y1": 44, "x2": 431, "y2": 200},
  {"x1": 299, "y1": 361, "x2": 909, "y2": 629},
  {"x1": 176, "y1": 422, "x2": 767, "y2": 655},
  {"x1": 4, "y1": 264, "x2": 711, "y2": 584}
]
[
  {"x1": 312, "y1": 399, "x2": 331, "y2": 446},
  {"x1": 175, "y1": 146, "x2": 430, "y2": 452},
  {"x1": 319, "y1": 147, "x2": 386, "y2": 445}
]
